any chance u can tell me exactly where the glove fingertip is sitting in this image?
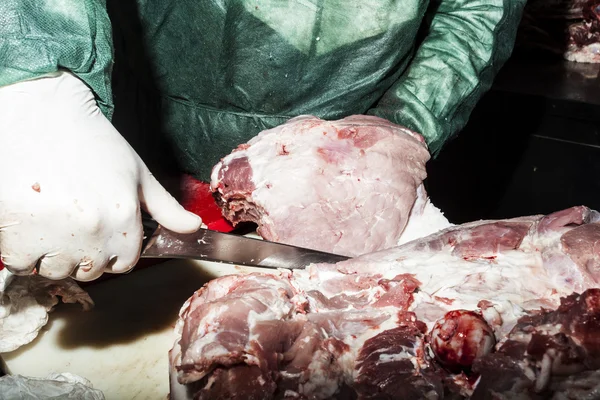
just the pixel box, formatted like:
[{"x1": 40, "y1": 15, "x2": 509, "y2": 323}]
[
  {"x1": 152, "y1": 208, "x2": 203, "y2": 234},
  {"x1": 139, "y1": 169, "x2": 203, "y2": 234},
  {"x1": 175, "y1": 210, "x2": 203, "y2": 233}
]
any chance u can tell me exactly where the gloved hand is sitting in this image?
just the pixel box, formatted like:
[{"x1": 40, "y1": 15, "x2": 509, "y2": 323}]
[{"x1": 0, "y1": 72, "x2": 202, "y2": 281}]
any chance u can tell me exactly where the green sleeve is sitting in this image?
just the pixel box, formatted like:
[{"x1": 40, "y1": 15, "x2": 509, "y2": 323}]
[
  {"x1": 368, "y1": 0, "x2": 526, "y2": 156},
  {"x1": 0, "y1": 0, "x2": 114, "y2": 118}
]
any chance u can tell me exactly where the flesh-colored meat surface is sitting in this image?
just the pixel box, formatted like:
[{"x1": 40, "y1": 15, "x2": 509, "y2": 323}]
[
  {"x1": 169, "y1": 206, "x2": 600, "y2": 399},
  {"x1": 210, "y1": 115, "x2": 446, "y2": 257}
]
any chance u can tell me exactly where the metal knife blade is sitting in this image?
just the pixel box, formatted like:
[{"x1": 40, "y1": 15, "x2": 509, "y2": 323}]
[{"x1": 140, "y1": 225, "x2": 351, "y2": 270}]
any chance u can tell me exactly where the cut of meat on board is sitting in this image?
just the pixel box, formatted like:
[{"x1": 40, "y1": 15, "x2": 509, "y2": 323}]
[
  {"x1": 210, "y1": 114, "x2": 450, "y2": 257},
  {"x1": 471, "y1": 289, "x2": 600, "y2": 399},
  {"x1": 169, "y1": 205, "x2": 600, "y2": 399}
]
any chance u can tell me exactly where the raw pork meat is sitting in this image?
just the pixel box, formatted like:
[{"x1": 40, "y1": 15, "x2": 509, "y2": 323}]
[
  {"x1": 169, "y1": 205, "x2": 600, "y2": 399},
  {"x1": 516, "y1": 0, "x2": 600, "y2": 63},
  {"x1": 471, "y1": 289, "x2": 600, "y2": 399},
  {"x1": 210, "y1": 115, "x2": 448, "y2": 257}
]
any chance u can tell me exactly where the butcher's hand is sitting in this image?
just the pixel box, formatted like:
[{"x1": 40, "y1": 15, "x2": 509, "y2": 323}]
[{"x1": 0, "y1": 72, "x2": 202, "y2": 281}]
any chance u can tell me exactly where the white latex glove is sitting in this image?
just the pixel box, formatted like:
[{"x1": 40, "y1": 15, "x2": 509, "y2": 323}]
[{"x1": 0, "y1": 72, "x2": 202, "y2": 281}]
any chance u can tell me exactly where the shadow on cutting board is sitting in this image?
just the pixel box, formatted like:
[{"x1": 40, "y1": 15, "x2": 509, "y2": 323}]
[{"x1": 50, "y1": 260, "x2": 215, "y2": 349}]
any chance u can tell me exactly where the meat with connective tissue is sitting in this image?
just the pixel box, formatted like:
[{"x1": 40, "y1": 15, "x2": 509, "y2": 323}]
[
  {"x1": 168, "y1": 205, "x2": 600, "y2": 399},
  {"x1": 210, "y1": 114, "x2": 448, "y2": 257},
  {"x1": 516, "y1": 0, "x2": 600, "y2": 63}
]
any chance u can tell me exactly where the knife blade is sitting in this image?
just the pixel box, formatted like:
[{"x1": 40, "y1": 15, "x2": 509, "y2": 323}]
[{"x1": 140, "y1": 223, "x2": 351, "y2": 270}]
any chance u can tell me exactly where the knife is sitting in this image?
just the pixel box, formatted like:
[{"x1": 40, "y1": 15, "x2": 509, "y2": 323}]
[{"x1": 140, "y1": 218, "x2": 351, "y2": 270}]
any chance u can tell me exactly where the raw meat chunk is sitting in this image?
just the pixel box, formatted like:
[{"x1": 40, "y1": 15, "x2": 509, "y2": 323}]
[
  {"x1": 210, "y1": 115, "x2": 448, "y2": 257},
  {"x1": 171, "y1": 273, "x2": 303, "y2": 384},
  {"x1": 169, "y1": 206, "x2": 600, "y2": 399},
  {"x1": 429, "y1": 310, "x2": 496, "y2": 372},
  {"x1": 516, "y1": 0, "x2": 600, "y2": 63},
  {"x1": 471, "y1": 288, "x2": 600, "y2": 399},
  {"x1": 354, "y1": 320, "x2": 443, "y2": 400}
]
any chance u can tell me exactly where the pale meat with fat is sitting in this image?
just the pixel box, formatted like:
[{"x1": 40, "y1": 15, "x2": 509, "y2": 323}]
[
  {"x1": 210, "y1": 115, "x2": 448, "y2": 257},
  {"x1": 169, "y1": 206, "x2": 600, "y2": 399},
  {"x1": 516, "y1": 0, "x2": 600, "y2": 63}
]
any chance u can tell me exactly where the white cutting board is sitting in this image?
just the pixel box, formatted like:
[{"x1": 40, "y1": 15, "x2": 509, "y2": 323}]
[{"x1": 0, "y1": 259, "x2": 271, "y2": 400}]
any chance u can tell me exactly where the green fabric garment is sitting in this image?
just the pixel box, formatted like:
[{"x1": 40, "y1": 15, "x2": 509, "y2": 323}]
[
  {"x1": 0, "y1": 0, "x2": 114, "y2": 118},
  {"x1": 0, "y1": 0, "x2": 525, "y2": 182}
]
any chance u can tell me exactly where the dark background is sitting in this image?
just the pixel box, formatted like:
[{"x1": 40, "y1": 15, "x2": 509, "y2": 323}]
[{"x1": 425, "y1": 54, "x2": 600, "y2": 223}]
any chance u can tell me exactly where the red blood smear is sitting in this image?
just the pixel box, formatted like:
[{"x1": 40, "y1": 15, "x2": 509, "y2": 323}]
[{"x1": 180, "y1": 175, "x2": 234, "y2": 232}]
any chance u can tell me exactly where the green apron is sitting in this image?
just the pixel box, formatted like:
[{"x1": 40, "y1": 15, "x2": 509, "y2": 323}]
[{"x1": 0, "y1": 0, "x2": 525, "y2": 181}]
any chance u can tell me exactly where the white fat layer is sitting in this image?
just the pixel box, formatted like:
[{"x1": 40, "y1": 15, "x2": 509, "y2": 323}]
[
  {"x1": 326, "y1": 242, "x2": 582, "y2": 337},
  {"x1": 184, "y1": 331, "x2": 228, "y2": 365},
  {"x1": 179, "y1": 276, "x2": 300, "y2": 372},
  {"x1": 298, "y1": 348, "x2": 341, "y2": 399},
  {"x1": 565, "y1": 43, "x2": 600, "y2": 64},
  {"x1": 398, "y1": 188, "x2": 452, "y2": 245},
  {"x1": 246, "y1": 292, "x2": 295, "y2": 342},
  {"x1": 376, "y1": 341, "x2": 421, "y2": 371}
]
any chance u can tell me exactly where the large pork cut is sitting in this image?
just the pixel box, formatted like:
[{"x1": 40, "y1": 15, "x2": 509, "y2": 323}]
[
  {"x1": 210, "y1": 115, "x2": 448, "y2": 257},
  {"x1": 169, "y1": 205, "x2": 600, "y2": 399}
]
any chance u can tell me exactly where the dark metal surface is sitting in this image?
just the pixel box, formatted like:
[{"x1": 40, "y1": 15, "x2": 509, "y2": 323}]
[
  {"x1": 427, "y1": 57, "x2": 600, "y2": 223},
  {"x1": 141, "y1": 225, "x2": 351, "y2": 269},
  {"x1": 492, "y1": 56, "x2": 600, "y2": 106}
]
